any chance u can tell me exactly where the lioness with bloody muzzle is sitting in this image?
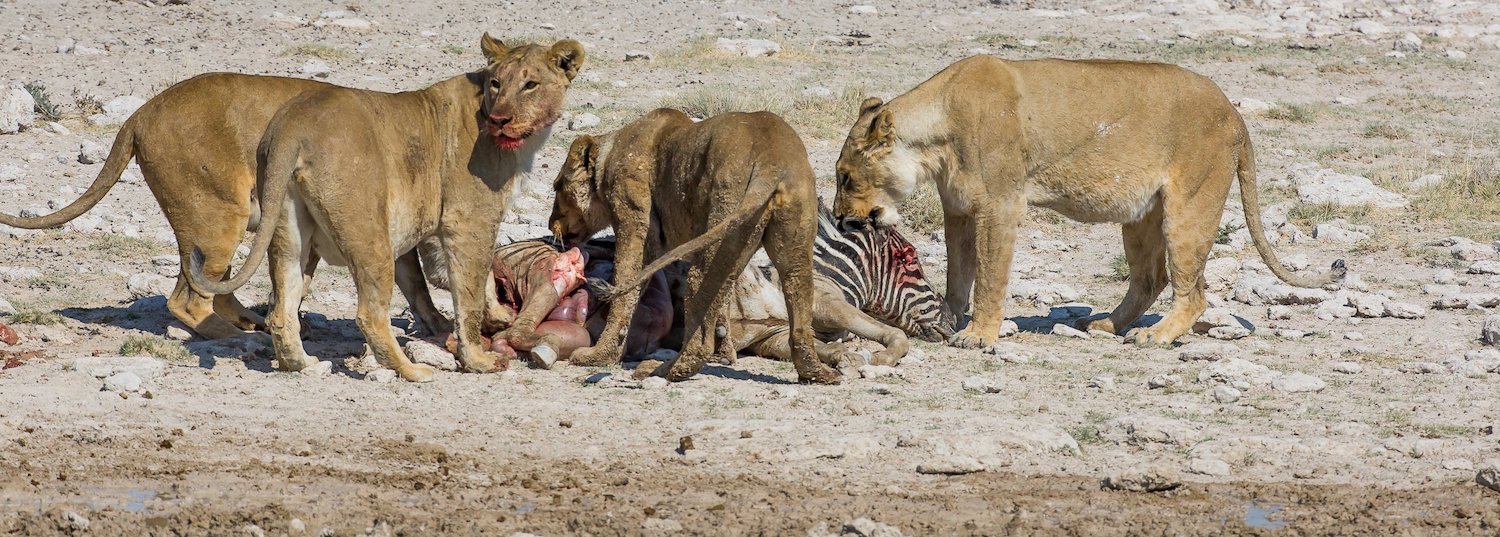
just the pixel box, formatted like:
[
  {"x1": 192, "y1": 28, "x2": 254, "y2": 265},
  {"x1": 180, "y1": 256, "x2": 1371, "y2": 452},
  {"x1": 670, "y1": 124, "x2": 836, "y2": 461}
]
[
  {"x1": 191, "y1": 34, "x2": 584, "y2": 382},
  {"x1": 832, "y1": 55, "x2": 1343, "y2": 349}
]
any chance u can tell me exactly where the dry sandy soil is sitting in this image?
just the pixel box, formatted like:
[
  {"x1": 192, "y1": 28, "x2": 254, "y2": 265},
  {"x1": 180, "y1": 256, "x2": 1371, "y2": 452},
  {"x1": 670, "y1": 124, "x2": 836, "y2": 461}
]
[{"x1": 4, "y1": 0, "x2": 1500, "y2": 534}]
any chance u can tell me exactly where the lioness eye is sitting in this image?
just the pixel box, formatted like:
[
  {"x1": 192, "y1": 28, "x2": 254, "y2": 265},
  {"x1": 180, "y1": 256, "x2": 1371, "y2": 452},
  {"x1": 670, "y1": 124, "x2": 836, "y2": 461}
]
[
  {"x1": 489, "y1": 79, "x2": 500, "y2": 90},
  {"x1": 523, "y1": 80, "x2": 539, "y2": 91}
]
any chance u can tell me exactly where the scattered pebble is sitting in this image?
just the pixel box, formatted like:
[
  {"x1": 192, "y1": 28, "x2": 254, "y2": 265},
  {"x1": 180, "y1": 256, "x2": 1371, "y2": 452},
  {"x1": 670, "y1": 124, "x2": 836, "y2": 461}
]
[
  {"x1": 406, "y1": 339, "x2": 457, "y2": 371},
  {"x1": 641, "y1": 376, "x2": 670, "y2": 390},
  {"x1": 1087, "y1": 375, "x2": 1115, "y2": 390},
  {"x1": 1050, "y1": 323, "x2": 1089, "y2": 339},
  {"x1": 1147, "y1": 374, "x2": 1182, "y2": 389},
  {"x1": 961, "y1": 376, "x2": 1001, "y2": 394},
  {"x1": 1188, "y1": 457, "x2": 1231, "y2": 476},
  {"x1": 1272, "y1": 372, "x2": 1326, "y2": 393},
  {"x1": 1483, "y1": 315, "x2": 1500, "y2": 346},
  {"x1": 103, "y1": 371, "x2": 143, "y2": 392},
  {"x1": 568, "y1": 112, "x2": 600, "y2": 130},
  {"x1": 1331, "y1": 361, "x2": 1363, "y2": 374},
  {"x1": 365, "y1": 368, "x2": 397, "y2": 383},
  {"x1": 1213, "y1": 385, "x2": 1241, "y2": 403},
  {"x1": 78, "y1": 140, "x2": 108, "y2": 164}
]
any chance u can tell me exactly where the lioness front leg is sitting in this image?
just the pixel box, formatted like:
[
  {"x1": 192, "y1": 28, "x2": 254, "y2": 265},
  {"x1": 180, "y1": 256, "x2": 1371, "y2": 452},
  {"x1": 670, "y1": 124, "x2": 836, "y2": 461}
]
[
  {"x1": 570, "y1": 218, "x2": 649, "y2": 367},
  {"x1": 949, "y1": 197, "x2": 1023, "y2": 349},
  {"x1": 442, "y1": 230, "x2": 507, "y2": 374}
]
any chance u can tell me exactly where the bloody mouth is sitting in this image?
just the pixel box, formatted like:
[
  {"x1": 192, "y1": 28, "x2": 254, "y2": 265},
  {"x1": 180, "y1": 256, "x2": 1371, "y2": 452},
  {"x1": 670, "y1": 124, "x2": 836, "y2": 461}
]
[{"x1": 484, "y1": 121, "x2": 528, "y2": 150}]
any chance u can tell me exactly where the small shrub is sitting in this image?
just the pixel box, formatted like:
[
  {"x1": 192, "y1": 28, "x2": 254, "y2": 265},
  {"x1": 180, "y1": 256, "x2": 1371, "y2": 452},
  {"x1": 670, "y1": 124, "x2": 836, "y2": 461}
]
[
  {"x1": 1215, "y1": 223, "x2": 1242, "y2": 245},
  {"x1": 896, "y1": 180, "x2": 944, "y2": 235},
  {"x1": 72, "y1": 89, "x2": 104, "y2": 117},
  {"x1": 23, "y1": 82, "x2": 63, "y2": 121},
  {"x1": 120, "y1": 335, "x2": 192, "y2": 363},
  {"x1": 1264, "y1": 102, "x2": 1321, "y2": 123},
  {"x1": 10, "y1": 309, "x2": 64, "y2": 325},
  {"x1": 1106, "y1": 254, "x2": 1129, "y2": 282},
  {"x1": 1362, "y1": 123, "x2": 1410, "y2": 140},
  {"x1": 1254, "y1": 64, "x2": 1289, "y2": 78},
  {"x1": 1287, "y1": 202, "x2": 1371, "y2": 230},
  {"x1": 442, "y1": 44, "x2": 465, "y2": 55}
]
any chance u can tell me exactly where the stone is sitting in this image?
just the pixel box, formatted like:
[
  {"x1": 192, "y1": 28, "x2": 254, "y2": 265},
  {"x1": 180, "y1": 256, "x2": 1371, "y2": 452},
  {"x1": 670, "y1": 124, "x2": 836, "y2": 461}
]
[
  {"x1": 623, "y1": 50, "x2": 652, "y2": 62},
  {"x1": 1384, "y1": 301, "x2": 1426, "y2": 319},
  {"x1": 103, "y1": 371, "x2": 143, "y2": 392},
  {"x1": 961, "y1": 376, "x2": 1001, "y2": 394},
  {"x1": 302, "y1": 360, "x2": 333, "y2": 377},
  {"x1": 848, "y1": 5, "x2": 878, "y2": 15},
  {"x1": 406, "y1": 339, "x2": 457, "y2": 371},
  {"x1": 1272, "y1": 372, "x2": 1326, "y2": 393},
  {"x1": 1409, "y1": 174, "x2": 1445, "y2": 191},
  {"x1": 567, "y1": 112, "x2": 600, "y2": 130},
  {"x1": 1313, "y1": 223, "x2": 1369, "y2": 243},
  {"x1": 858, "y1": 365, "x2": 902, "y2": 379},
  {"x1": 1178, "y1": 341, "x2": 1236, "y2": 362},
  {"x1": 1353, "y1": 20, "x2": 1389, "y2": 35},
  {"x1": 642, "y1": 518, "x2": 684, "y2": 533},
  {"x1": 0, "y1": 85, "x2": 36, "y2": 134},
  {"x1": 1050, "y1": 323, "x2": 1089, "y2": 339},
  {"x1": 1289, "y1": 162, "x2": 1408, "y2": 209},
  {"x1": 365, "y1": 368, "x2": 397, "y2": 383},
  {"x1": 1209, "y1": 326, "x2": 1251, "y2": 340},
  {"x1": 1088, "y1": 375, "x2": 1115, "y2": 390},
  {"x1": 289, "y1": 518, "x2": 306, "y2": 534},
  {"x1": 1233, "y1": 98, "x2": 1272, "y2": 114},
  {"x1": 1349, "y1": 293, "x2": 1389, "y2": 318},
  {"x1": 1148, "y1": 374, "x2": 1183, "y2": 389},
  {"x1": 1443, "y1": 237, "x2": 1496, "y2": 262},
  {"x1": 1447, "y1": 49, "x2": 1468, "y2": 59},
  {"x1": 1332, "y1": 361, "x2": 1363, "y2": 374},
  {"x1": 1189, "y1": 457, "x2": 1232, "y2": 476},
  {"x1": 70, "y1": 356, "x2": 166, "y2": 379},
  {"x1": 1266, "y1": 305, "x2": 1292, "y2": 320},
  {"x1": 88, "y1": 95, "x2": 147, "y2": 126},
  {"x1": 0, "y1": 323, "x2": 16, "y2": 346},
  {"x1": 1449, "y1": 361, "x2": 1489, "y2": 378},
  {"x1": 1199, "y1": 358, "x2": 1277, "y2": 386},
  {"x1": 0, "y1": 295, "x2": 15, "y2": 315},
  {"x1": 1102, "y1": 466, "x2": 1182, "y2": 492},
  {"x1": 1435, "y1": 269, "x2": 1459, "y2": 284},
  {"x1": 126, "y1": 273, "x2": 172, "y2": 300},
  {"x1": 1477, "y1": 462, "x2": 1500, "y2": 493},
  {"x1": 63, "y1": 511, "x2": 90, "y2": 532},
  {"x1": 1230, "y1": 36, "x2": 1253, "y2": 47},
  {"x1": 1203, "y1": 258, "x2": 1240, "y2": 292},
  {"x1": 165, "y1": 323, "x2": 193, "y2": 341},
  {"x1": 842, "y1": 517, "x2": 903, "y2": 537},
  {"x1": 300, "y1": 60, "x2": 332, "y2": 76},
  {"x1": 984, "y1": 342, "x2": 1031, "y2": 363},
  {"x1": 641, "y1": 376, "x2": 670, "y2": 390},
  {"x1": 78, "y1": 140, "x2": 108, "y2": 164},
  {"x1": 1213, "y1": 385, "x2": 1241, "y2": 403},
  {"x1": 715, "y1": 38, "x2": 780, "y2": 57},
  {"x1": 1193, "y1": 307, "x2": 1251, "y2": 333},
  {"x1": 1398, "y1": 362, "x2": 1444, "y2": 374},
  {"x1": 1394, "y1": 32, "x2": 1422, "y2": 53},
  {"x1": 1103, "y1": 416, "x2": 1201, "y2": 447},
  {"x1": 328, "y1": 18, "x2": 373, "y2": 31},
  {"x1": 1443, "y1": 459, "x2": 1474, "y2": 471},
  {"x1": 1483, "y1": 315, "x2": 1500, "y2": 346},
  {"x1": 1470, "y1": 260, "x2": 1500, "y2": 275}
]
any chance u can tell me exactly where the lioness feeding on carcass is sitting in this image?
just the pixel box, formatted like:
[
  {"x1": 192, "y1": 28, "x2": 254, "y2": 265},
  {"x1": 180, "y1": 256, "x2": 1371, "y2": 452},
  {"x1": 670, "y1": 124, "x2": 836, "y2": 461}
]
[
  {"x1": 832, "y1": 55, "x2": 1344, "y2": 349},
  {"x1": 191, "y1": 34, "x2": 585, "y2": 382}
]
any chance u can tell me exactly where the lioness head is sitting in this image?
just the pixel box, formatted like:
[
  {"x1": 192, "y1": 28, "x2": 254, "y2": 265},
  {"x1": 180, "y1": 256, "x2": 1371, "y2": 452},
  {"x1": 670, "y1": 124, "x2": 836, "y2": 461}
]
[
  {"x1": 548, "y1": 134, "x2": 612, "y2": 247},
  {"x1": 833, "y1": 97, "x2": 916, "y2": 231},
  {"x1": 478, "y1": 33, "x2": 586, "y2": 151}
]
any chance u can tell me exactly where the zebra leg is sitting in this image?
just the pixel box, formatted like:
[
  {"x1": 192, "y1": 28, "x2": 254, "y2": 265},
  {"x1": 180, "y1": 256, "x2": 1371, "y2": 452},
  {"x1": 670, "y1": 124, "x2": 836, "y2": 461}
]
[{"x1": 814, "y1": 295, "x2": 909, "y2": 366}]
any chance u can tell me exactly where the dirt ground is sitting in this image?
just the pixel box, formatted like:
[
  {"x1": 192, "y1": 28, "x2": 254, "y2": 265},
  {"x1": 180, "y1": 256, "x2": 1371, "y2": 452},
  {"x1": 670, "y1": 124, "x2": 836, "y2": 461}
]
[{"x1": 3, "y1": 0, "x2": 1500, "y2": 534}]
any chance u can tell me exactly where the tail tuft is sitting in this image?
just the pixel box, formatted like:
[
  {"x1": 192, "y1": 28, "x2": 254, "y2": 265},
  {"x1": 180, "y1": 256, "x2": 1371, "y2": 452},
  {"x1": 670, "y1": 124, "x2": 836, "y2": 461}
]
[{"x1": 587, "y1": 276, "x2": 618, "y2": 303}]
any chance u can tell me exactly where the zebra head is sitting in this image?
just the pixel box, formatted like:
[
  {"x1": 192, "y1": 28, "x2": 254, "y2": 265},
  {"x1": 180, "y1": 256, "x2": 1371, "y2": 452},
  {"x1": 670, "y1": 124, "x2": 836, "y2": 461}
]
[{"x1": 866, "y1": 225, "x2": 955, "y2": 342}]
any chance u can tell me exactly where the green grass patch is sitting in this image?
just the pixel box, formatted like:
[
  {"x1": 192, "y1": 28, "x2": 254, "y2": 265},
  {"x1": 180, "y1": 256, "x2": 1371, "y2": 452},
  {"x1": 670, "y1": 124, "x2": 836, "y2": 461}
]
[
  {"x1": 1287, "y1": 202, "x2": 1371, "y2": 230},
  {"x1": 88, "y1": 234, "x2": 170, "y2": 257},
  {"x1": 279, "y1": 43, "x2": 351, "y2": 60},
  {"x1": 120, "y1": 335, "x2": 192, "y2": 363},
  {"x1": 1362, "y1": 123, "x2": 1410, "y2": 140},
  {"x1": 1264, "y1": 102, "x2": 1324, "y2": 123},
  {"x1": 9, "y1": 309, "x2": 64, "y2": 325}
]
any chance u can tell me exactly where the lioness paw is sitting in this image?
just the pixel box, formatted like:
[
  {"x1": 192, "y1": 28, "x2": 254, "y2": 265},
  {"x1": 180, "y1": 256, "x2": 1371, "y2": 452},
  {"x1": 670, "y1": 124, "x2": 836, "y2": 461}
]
[{"x1": 399, "y1": 363, "x2": 438, "y2": 383}]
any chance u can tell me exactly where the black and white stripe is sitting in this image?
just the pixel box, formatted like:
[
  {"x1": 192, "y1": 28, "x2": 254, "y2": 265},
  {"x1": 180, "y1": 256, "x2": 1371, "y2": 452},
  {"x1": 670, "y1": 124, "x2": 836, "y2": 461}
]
[{"x1": 813, "y1": 203, "x2": 951, "y2": 341}]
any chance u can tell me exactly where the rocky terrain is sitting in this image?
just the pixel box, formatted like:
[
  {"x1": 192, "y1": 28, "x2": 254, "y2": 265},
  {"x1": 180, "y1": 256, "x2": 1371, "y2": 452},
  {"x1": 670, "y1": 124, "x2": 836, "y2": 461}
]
[{"x1": 3, "y1": 0, "x2": 1500, "y2": 534}]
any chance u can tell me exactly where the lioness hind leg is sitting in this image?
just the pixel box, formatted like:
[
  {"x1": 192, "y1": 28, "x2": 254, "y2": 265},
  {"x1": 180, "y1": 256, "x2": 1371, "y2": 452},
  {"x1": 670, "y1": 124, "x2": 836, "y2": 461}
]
[
  {"x1": 1083, "y1": 203, "x2": 1168, "y2": 335},
  {"x1": 1130, "y1": 165, "x2": 1233, "y2": 346},
  {"x1": 265, "y1": 206, "x2": 316, "y2": 372},
  {"x1": 347, "y1": 245, "x2": 436, "y2": 382},
  {"x1": 214, "y1": 293, "x2": 264, "y2": 331},
  {"x1": 167, "y1": 276, "x2": 244, "y2": 340},
  {"x1": 765, "y1": 204, "x2": 841, "y2": 385}
]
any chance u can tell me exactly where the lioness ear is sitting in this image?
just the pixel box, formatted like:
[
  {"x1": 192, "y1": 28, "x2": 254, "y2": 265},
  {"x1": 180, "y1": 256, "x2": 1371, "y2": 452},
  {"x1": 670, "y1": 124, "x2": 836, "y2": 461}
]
[
  {"x1": 480, "y1": 32, "x2": 509, "y2": 63},
  {"x1": 859, "y1": 97, "x2": 884, "y2": 115},
  {"x1": 566, "y1": 135, "x2": 598, "y2": 188},
  {"x1": 550, "y1": 40, "x2": 587, "y2": 81},
  {"x1": 865, "y1": 108, "x2": 896, "y2": 151}
]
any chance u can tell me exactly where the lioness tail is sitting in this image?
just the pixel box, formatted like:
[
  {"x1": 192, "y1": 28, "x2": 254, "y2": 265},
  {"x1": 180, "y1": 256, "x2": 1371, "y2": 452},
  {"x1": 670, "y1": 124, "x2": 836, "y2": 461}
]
[
  {"x1": 1238, "y1": 136, "x2": 1346, "y2": 288},
  {"x1": 187, "y1": 142, "x2": 299, "y2": 295},
  {"x1": 0, "y1": 121, "x2": 137, "y2": 229}
]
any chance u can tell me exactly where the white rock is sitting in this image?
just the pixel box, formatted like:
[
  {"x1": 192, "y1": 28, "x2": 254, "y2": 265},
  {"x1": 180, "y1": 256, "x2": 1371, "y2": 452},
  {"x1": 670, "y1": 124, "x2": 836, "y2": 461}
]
[
  {"x1": 1203, "y1": 258, "x2": 1240, "y2": 292},
  {"x1": 0, "y1": 266, "x2": 42, "y2": 282},
  {"x1": 78, "y1": 140, "x2": 108, "y2": 164},
  {"x1": 1434, "y1": 269, "x2": 1458, "y2": 284},
  {"x1": 1233, "y1": 98, "x2": 1273, "y2": 114},
  {"x1": 365, "y1": 368, "x2": 397, "y2": 383},
  {"x1": 1209, "y1": 326, "x2": 1250, "y2": 340},
  {"x1": 984, "y1": 342, "x2": 1031, "y2": 363},
  {"x1": 1213, "y1": 385, "x2": 1241, "y2": 403},
  {"x1": 1088, "y1": 375, "x2": 1115, "y2": 390},
  {"x1": 1230, "y1": 36, "x2": 1253, "y2": 47},
  {"x1": 1178, "y1": 341, "x2": 1237, "y2": 362},
  {"x1": 1384, "y1": 301, "x2": 1426, "y2": 319},
  {"x1": 1148, "y1": 374, "x2": 1183, "y2": 389},
  {"x1": 1477, "y1": 462, "x2": 1500, "y2": 493},
  {"x1": 1483, "y1": 315, "x2": 1500, "y2": 346},
  {"x1": 1289, "y1": 163, "x2": 1408, "y2": 209},
  {"x1": 0, "y1": 86, "x2": 36, "y2": 134},
  {"x1": 1349, "y1": 293, "x2": 1389, "y2": 318},
  {"x1": 126, "y1": 273, "x2": 172, "y2": 300},
  {"x1": 87, "y1": 95, "x2": 146, "y2": 126},
  {"x1": 961, "y1": 376, "x2": 1001, "y2": 394},
  {"x1": 1469, "y1": 260, "x2": 1500, "y2": 275},
  {"x1": 1050, "y1": 323, "x2": 1089, "y2": 339},
  {"x1": 302, "y1": 360, "x2": 333, "y2": 377},
  {"x1": 715, "y1": 38, "x2": 780, "y2": 57},
  {"x1": 1313, "y1": 223, "x2": 1369, "y2": 243},
  {"x1": 801, "y1": 86, "x2": 833, "y2": 98},
  {"x1": 1353, "y1": 20, "x2": 1389, "y2": 35},
  {"x1": 1273, "y1": 328, "x2": 1305, "y2": 339},
  {"x1": 1398, "y1": 362, "x2": 1444, "y2": 374},
  {"x1": 165, "y1": 323, "x2": 193, "y2": 341},
  {"x1": 1189, "y1": 457, "x2": 1232, "y2": 476},
  {"x1": 1344, "y1": 331, "x2": 1365, "y2": 341},
  {"x1": 406, "y1": 339, "x2": 457, "y2": 371},
  {"x1": 1199, "y1": 358, "x2": 1277, "y2": 386},
  {"x1": 0, "y1": 296, "x2": 13, "y2": 315},
  {"x1": 1446, "y1": 49, "x2": 1468, "y2": 59},
  {"x1": 1272, "y1": 372, "x2": 1326, "y2": 393},
  {"x1": 103, "y1": 371, "x2": 143, "y2": 392},
  {"x1": 858, "y1": 365, "x2": 903, "y2": 379},
  {"x1": 1408, "y1": 174, "x2": 1445, "y2": 191},
  {"x1": 1332, "y1": 95, "x2": 1359, "y2": 105},
  {"x1": 1332, "y1": 361, "x2": 1363, "y2": 374},
  {"x1": 328, "y1": 18, "x2": 373, "y2": 31},
  {"x1": 1448, "y1": 361, "x2": 1489, "y2": 378},
  {"x1": 63, "y1": 511, "x2": 90, "y2": 532},
  {"x1": 623, "y1": 50, "x2": 652, "y2": 62},
  {"x1": 567, "y1": 113, "x2": 600, "y2": 130},
  {"x1": 848, "y1": 5, "x2": 877, "y2": 15},
  {"x1": 1394, "y1": 32, "x2": 1422, "y2": 53},
  {"x1": 300, "y1": 60, "x2": 332, "y2": 76},
  {"x1": 1267, "y1": 305, "x2": 1293, "y2": 320},
  {"x1": 843, "y1": 518, "x2": 902, "y2": 537},
  {"x1": 641, "y1": 376, "x2": 670, "y2": 390}
]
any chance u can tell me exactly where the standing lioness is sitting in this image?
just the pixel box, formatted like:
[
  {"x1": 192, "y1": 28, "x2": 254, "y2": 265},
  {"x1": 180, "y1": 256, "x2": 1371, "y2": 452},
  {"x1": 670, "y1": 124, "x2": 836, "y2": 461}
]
[
  {"x1": 192, "y1": 35, "x2": 584, "y2": 382},
  {"x1": 833, "y1": 55, "x2": 1343, "y2": 348}
]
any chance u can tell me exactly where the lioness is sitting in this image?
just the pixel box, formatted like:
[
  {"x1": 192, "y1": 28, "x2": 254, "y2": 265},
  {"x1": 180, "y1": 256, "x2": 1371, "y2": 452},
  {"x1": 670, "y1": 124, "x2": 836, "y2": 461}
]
[
  {"x1": 191, "y1": 34, "x2": 584, "y2": 382},
  {"x1": 832, "y1": 55, "x2": 1343, "y2": 348},
  {"x1": 548, "y1": 109, "x2": 842, "y2": 384},
  {"x1": 0, "y1": 74, "x2": 460, "y2": 340}
]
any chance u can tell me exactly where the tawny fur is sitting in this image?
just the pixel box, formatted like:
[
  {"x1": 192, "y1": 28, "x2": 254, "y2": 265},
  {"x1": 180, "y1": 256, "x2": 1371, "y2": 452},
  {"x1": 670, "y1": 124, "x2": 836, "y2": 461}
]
[
  {"x1": 833, "y1": 55, "x2": 1343, "y2": 349},
  {"x1": 548, "y1": 109, "x2": 842, "y2": 384},
  {"x1": 190, "y1": 34, "x2": 585, "y2": 382}
]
